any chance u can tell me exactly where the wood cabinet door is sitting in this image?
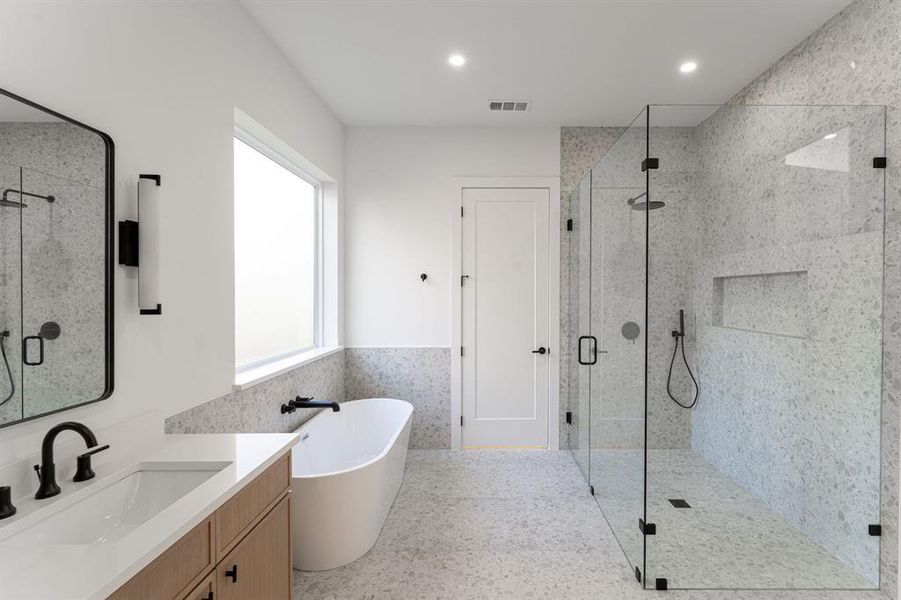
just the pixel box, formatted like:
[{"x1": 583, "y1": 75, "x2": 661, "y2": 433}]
[{"x1": 217, "y1": 495, "x2": 291, "y2": 600}]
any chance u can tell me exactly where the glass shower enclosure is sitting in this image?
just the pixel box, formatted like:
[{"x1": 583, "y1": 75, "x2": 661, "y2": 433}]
[{"x1": 569, "y1": 104, "x2": 886, "y2": 591}]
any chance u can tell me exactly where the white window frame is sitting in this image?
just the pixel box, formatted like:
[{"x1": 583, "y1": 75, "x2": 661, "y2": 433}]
[{"x1": 233, "y1": 125, "x2": 325, "y2": 375}]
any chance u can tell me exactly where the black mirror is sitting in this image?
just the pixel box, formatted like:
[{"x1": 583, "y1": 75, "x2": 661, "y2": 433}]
[{"x1": 0, "y1": 88, "x2": 114, "y2": 427}]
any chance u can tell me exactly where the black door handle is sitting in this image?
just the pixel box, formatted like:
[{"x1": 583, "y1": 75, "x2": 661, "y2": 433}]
[
  {"x1": 23, "y1": 335, "x2": 44, "y2": 366},
  {"x1": 577, "y1": 336, "x2": 598, "y2": 365},
  {"x1": 225, "y1": 564, "x2": 238, "y2": 583},
  {"x1": 532, "y1": 347, "x2": 547, "y2": 355}
]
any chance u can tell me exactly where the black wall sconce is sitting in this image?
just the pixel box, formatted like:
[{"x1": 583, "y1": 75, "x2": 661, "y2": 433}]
[{"x1": 119, "y1": 174, "x2": 162, "y2": 315}]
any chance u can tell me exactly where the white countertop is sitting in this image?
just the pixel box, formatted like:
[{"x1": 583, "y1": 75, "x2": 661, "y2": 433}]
[{"x1": 0, "y1": 432, "x2": 298, "y2": 600}]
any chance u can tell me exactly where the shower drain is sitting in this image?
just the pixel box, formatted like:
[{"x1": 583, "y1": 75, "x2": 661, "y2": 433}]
[{"x1": 668, "y1": 498, "x2": 691, "y2": 508}]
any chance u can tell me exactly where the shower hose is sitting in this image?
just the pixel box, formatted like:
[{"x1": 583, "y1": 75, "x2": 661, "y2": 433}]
[
  {"x1": 0, "y1": 332, "x2": 14, "y2": 407},
  {"x1": 666, "y1": 310, "x2": 699, "y2": 409}
]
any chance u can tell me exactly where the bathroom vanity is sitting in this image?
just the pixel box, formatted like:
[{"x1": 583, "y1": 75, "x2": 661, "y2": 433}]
[{"x1": 0, "y1": 432, "x2": 298, "y2": 599}]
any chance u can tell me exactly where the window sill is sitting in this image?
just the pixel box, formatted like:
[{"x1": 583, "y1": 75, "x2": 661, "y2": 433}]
[{"x1": 233, "y1": 346, "x2": 344, "y2": 391}]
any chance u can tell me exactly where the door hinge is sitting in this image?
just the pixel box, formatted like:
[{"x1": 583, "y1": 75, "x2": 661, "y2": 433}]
[
  {"x1": 460, "y1": 416, "x2": 464, "y2": 427},
  {"x1": 566, "y1": 218, "x2": 573, "y2": 231},
  {"x1": 461, "y1": 206, "x2": 464, "y2": 217},
  {"x1": 641, "y1": 157, "x2": 659, "y2": 171},
  {"x1": 460, "y1": 346, "x2": 464, "y2": 357},
  {"x1": 566, "y1": 411, "x2": 572, "y2": 425},
  {"x1": 639, "y1": 519, "x2": 656, "y2": 535},
  {"x1": 869, "y1": 524, "x2": 882, "y2": 536},
  {"x1": 874, "y1": 157, "x2": 887, "y2": 169},
  {"x1": 461, "y1": 275, "x2": 470, "y2": 287},
  {"x1": 589, "y1": 485, "x2": 595, "y2": 496},
  {"x1": 655, "y1": 578, "x2": 668, "y2": 591},
  {"x1": 635, "y1": 567, "x2": 642, "y2": 583}
]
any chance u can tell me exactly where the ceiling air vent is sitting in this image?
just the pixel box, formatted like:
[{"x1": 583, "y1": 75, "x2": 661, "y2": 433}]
[{"x1": 489, "y1": 99, "x2": 530, "y2": 112}]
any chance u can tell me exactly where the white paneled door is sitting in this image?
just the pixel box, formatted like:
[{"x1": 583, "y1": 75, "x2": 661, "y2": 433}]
[{"x1": 461, "y1": 187, "x2": 550, "y2": 447}]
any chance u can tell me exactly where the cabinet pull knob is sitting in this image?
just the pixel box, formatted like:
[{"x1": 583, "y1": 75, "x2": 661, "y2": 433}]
[{"x1": 225, "y1": 564, "x2": 238, "y2": 583}]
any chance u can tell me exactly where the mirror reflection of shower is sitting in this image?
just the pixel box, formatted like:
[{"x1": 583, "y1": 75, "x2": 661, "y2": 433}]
[
  {"x1": 0, "y1": 330, "x2": 12, "y2": 407},
  {"x1": 0, "y1": 187, "x2": 59, "y2": 408}
]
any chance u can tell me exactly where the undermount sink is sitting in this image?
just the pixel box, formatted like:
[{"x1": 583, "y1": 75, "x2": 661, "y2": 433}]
[{"x1": 2, "y1": 461, "x2": 230, "y2": 546}]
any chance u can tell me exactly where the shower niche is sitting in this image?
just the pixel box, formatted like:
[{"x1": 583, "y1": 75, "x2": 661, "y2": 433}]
[
  {"x1": 711, "y1": 270, "x2": 809, "y2": 337},
  {"x1": 0, "y1": 88, "x2": 114, "y2": 427}
]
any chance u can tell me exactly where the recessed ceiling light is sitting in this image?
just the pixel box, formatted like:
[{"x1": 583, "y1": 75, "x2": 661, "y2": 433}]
[
  {"x1": 823, "y1": 133, "x2": 838, "y2": 140},
  {"x1": 448, "y1": 54, "x2": 466, "y2": 68},
  {"x1": 679, "y1": 61, "x2": 698, "y2": 74}
]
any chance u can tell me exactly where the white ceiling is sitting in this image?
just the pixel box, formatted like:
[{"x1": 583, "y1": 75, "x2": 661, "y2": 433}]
[{"x1": 240, "y1": 0, "x2": 851, "y2": 127}]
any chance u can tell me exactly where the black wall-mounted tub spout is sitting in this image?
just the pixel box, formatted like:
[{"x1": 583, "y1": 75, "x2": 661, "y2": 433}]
[
  {"x1": 290, "y1": 397, "x2": 340, "y2": 412},
  {"x1": 34, "y1": 421, "x2": 105, "y2": 500}
]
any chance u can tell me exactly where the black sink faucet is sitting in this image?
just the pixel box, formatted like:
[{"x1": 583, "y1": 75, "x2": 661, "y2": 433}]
[
  {"x1": 34, "y1": 421, "x2": 108, "y2": 500},
  {"x1": 281, "y1": 396, "x2": 340, "y2": 414}
]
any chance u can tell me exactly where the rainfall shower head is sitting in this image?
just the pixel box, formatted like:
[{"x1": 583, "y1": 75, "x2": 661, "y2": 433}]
[
  {"x1": 626, "y1": 191, "x2": 665, "y2": 211},
  {"x1": 0, "y1": 189, "x2": 55, "y2": 209}
]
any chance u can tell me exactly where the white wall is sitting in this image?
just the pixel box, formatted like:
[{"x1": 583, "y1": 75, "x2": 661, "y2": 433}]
[
  {"x1": 0, "y1": 1, "x2": 344, "y2": 455},
  {"x1": 345, "y1": 126, "x2": 560, "y2": 347}
]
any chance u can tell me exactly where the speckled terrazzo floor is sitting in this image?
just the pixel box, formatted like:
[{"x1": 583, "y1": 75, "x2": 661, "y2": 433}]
[
  {"x1": 292, "y1": 450, "x2": 888, "y2": 600},
  {"x1": 590, "y1": 449, "x2": 878, "y2": 590}
]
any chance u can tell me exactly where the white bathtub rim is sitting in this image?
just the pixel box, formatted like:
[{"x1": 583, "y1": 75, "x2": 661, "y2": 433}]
[{"x1": 291, "y1": 397, "x2": 413, "y2": 480}]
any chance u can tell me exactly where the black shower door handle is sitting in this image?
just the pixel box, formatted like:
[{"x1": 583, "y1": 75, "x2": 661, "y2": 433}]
[
  {"x1": 23, "y1": 335, "x2": 44, "y2": 366},
  {"x1": 578, "y1": 335, "x2": 598, "y2": 365}
]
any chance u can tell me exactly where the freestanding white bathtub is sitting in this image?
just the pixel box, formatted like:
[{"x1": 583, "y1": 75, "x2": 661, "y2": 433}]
[{"x1": 291, "y1": 397, "x2": 413, "y2": 571}]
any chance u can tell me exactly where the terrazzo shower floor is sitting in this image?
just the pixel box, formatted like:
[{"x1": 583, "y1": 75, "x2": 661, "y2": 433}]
[
  {"x1": 293, "y1": 450, "x2": 887, "y2": 599},
  {"x1": 589, "y1": 449, "x2": 877, "y2": 590}
]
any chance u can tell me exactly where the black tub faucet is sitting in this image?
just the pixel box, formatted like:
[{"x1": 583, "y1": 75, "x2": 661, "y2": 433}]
[
  {"x1": 283, "y1": 396, "x2": 340, "y2": 413},
  {"x1": 34, "y1": 421, "x2": 108, "y2": 500}
]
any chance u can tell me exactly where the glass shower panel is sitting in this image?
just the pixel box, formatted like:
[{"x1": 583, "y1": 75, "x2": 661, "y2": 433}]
[
  {"x1": 588, "y1": 108, "x2": 648, "y2": 579},
  {"x1": 0, "y1": 163, "x2": 22, "y2": 425},
  {"x1": 21, "y1": 167, "x2": 107, "y2": 419},
  {"x1": 569, "y1": 175, "x2": 592, "y2": 483},
  {"x1": 644, "y1": 104, "x2": 885, "y2": 590}
]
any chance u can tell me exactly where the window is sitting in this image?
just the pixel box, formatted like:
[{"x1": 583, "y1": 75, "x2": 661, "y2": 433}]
[{"x1": 234, "y1": 133, "x2": 320, "y2": 372}]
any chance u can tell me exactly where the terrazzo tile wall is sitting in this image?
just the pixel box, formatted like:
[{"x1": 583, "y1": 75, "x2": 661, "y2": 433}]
[
  {"x1": 164, "y1": 347, "x2": 452, "y2": 449},
  {"x1": 165, "y1": 348, "x2": 345, "y2": 434},
  {"x1": 693, "y1": 0, "x2": 900, "y2": 591},
  {"x1": 344, "y1": 347, "x2": 451, "y2": 449},
  {"x1": 0, "y1": 122, "x2": 107, "y2": 425},
  {"x1": 688, "y1": 104, "x2": 885, "y2": 584}
]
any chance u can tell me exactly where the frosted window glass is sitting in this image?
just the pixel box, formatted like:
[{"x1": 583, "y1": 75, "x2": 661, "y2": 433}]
[{"x1": 234, "y1": 137, "x2": 316, "y2": 369}]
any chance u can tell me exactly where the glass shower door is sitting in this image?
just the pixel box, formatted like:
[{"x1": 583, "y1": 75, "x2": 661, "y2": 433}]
[
  {"x1": 587, "y1": 109, "x2": 649, "y2": 582},
  {"x1": 569, "y1": 175, "x2": 592, "y2": 483}
]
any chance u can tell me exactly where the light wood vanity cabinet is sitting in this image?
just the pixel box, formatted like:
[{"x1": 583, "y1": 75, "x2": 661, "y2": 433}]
[
  {"x1": 216, "y1": 496, "x2": 291, "y2": 599},
  {"x1": 110, "y1": 453, "x2": 292, "y2": 600}
]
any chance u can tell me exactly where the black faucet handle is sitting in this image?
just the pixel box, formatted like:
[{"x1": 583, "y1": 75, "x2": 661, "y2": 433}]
[
  {"x1": 74, "y1": 444, "x2": 109, "y2": 482},
  {"x1": 0, "y1": 486, "x2": 15, "y2": 520}
]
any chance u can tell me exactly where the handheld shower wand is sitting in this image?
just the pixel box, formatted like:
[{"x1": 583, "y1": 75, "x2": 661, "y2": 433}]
[{"x1": 666, "y1": 309, "x2": 699, "y2": 409}]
